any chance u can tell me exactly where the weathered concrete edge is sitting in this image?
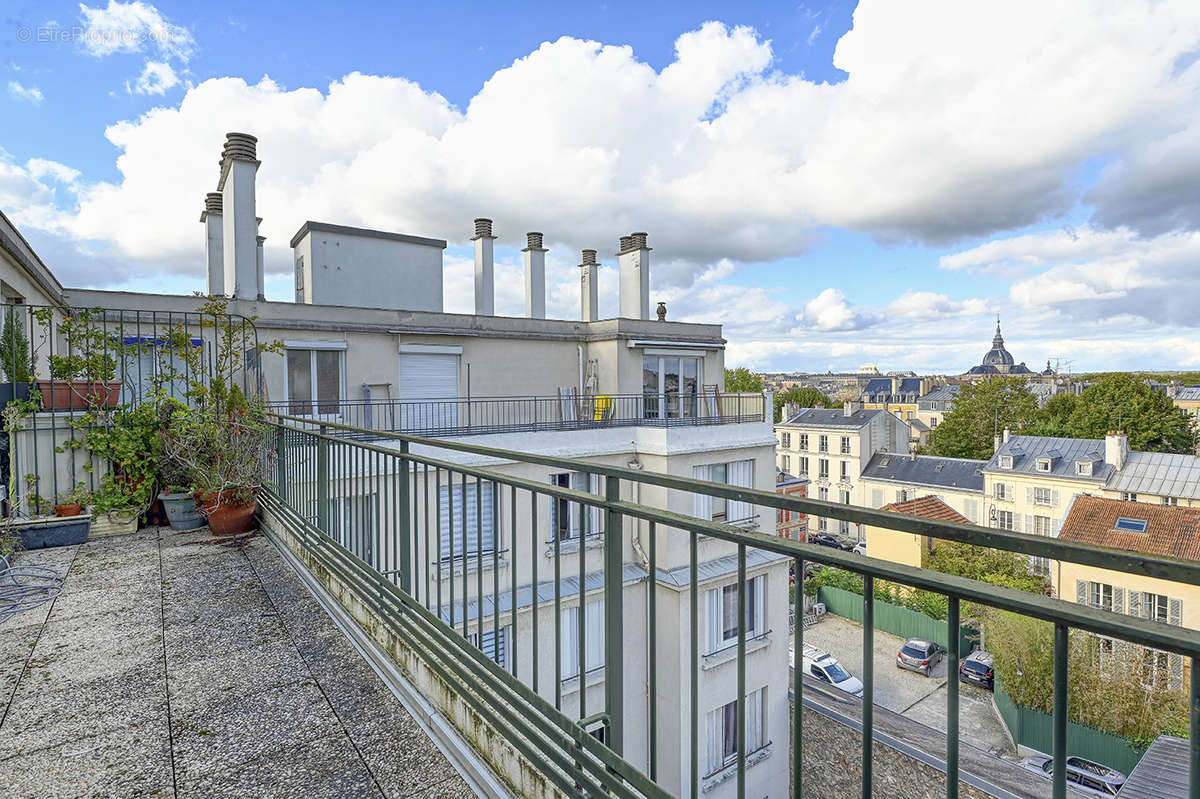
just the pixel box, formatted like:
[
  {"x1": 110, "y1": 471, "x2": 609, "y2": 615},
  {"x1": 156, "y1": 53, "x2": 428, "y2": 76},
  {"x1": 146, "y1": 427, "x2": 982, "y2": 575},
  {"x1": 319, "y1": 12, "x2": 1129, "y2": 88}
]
[{"x1": 260, "y1": 506, "x2": 564, "y2": 799}]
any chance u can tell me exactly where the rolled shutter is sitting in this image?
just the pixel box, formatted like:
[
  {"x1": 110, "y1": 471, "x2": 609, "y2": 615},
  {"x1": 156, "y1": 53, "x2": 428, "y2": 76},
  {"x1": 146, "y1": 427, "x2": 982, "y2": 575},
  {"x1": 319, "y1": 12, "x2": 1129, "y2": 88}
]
[
  {"x1": 1076, "y1": 580, "x2": 1088, "y2": 605},
  {"x1": 588, "y1": 474, "x2": 603, "y2": 535},
  {"x1": 693, "y1": 465, "x2": 713, "y2": 520},
  {"x1": 585, "y1": 600, "x2": 605, "y2": 671}
]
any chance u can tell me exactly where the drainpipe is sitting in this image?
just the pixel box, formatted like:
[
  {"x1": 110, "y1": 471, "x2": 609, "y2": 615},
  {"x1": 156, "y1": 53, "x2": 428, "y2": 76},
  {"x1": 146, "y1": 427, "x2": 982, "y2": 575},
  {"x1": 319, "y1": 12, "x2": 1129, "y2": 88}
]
[{"x1": 578, "y1": 344, "x2": 584, "y2": 396}]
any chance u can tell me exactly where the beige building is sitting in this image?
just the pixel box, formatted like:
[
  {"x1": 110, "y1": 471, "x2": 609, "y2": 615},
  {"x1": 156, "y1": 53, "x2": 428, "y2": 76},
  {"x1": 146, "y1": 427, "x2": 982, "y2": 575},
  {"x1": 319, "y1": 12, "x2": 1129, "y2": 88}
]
[
  {"x1": 775, "y1": 404, "x2": 909, "y2": 541},
  {"x1": 858, "y1": 452, "x2": 985, "y2": 526},
  {"x1": 1054, "y1": 495, "x2": 1197, "y2": 690},
  {"x1": 864, "y1": 495, "x2": 971, "y2": 569}
]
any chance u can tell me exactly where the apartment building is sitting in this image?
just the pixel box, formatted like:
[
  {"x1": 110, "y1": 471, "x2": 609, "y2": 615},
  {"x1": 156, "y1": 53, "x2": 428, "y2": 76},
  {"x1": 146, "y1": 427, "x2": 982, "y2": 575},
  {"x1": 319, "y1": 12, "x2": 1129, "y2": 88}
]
[
  {"x1": 775, "y1": 469, "x2": 808, "y2": 540},
  {"x1": 775, "y1": 404, "x2": 910, "y2": 541},
  {"x1": 915, "y1": 385, "x2": 960, "y2": 433},
  {"x1": 1055, "y1": 495, "x2": 1195, "y2": 690},
  {"x1": 1172, "y1": 386, "x2": 1200, "y2": 420},
  {"x1": 0, "y1": 133, "x2": 789, "y2": 798},
  {"x1": 864, "y1": 495, "x2": 972, "y2": 569},
  {"x1": 858, "y1": 453, "x2": 985, "y2": 525},
  {"x1": 860, "y1": 376, "x2": 934, "y2": 424}
]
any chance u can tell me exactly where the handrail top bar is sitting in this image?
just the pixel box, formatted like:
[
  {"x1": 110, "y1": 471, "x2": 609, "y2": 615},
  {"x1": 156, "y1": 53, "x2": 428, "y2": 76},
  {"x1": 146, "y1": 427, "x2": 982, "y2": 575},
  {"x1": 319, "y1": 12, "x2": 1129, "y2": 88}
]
[
  {"x1": 11, "y1": 302, "x2": 260, "y2": 327},
  {"x1": 271, "y1": 414, "x2": 1200, "y2": 589},
  {"x1": 265, "y1": 391, "x2": 765, "y2": 402}
]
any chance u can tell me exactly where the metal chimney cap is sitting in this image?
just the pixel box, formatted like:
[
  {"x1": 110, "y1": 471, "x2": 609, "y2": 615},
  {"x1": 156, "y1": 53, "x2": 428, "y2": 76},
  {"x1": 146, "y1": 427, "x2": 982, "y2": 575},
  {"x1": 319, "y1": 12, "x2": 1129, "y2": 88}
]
[
  {"x1": 221, "y1": 131, "x2": 258, "y2": 161},
  {"x1": 523, "y1": 232, "x2": 546, "y2": 252},
  {"x1": 472, "y1": 218, "x2": 495, "y2": 239},
  {"x1": 618, "y1": 235, "x2": 634, "y2": 254},
  {"x1": 204, "y1": 192, "x2": 223, "y2": 213},
  {"x1": 630, "y1": 232, "x2": 649, "y2": 250},
  {"x1": 580, "y1": 249, "x2": 598, "y2": 265}
]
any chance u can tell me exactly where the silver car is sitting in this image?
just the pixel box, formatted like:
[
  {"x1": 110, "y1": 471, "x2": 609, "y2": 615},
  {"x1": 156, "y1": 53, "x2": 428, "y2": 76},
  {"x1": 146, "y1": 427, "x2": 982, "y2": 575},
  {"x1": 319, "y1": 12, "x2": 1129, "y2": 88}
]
[
  {"x1": 895, "y1": 638, "x2": 942, "y2": 676},
  {"x1": 1020, "y1": 754, "x2": 1125, "y2": 797}
]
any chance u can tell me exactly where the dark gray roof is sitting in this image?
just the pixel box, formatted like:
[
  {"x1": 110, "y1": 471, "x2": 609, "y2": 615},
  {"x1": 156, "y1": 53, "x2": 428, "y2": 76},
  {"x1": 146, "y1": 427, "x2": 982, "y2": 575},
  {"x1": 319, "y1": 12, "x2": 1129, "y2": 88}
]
[
  {"x1": 1117, "y1": 735, "x2": 1184, "y2": 798},
  {"x1": 862, "y1": 453, "x2": 985, "y2": 493},
  {"x1": 918, "y1": 385, "x2": 961, "y2": 403},
  {"x1": 985, "y1": 435, "x2": 1112, "y2": 482},
  {"x1": 1176, "y1": 386, "x2": 1200, "y2": 402},
  {"x1": 863, "y1": 377, "x2": 922, "y2": 398},
  {"x1": 781, "y1": 407, "x2": 887, "y2": 429}
]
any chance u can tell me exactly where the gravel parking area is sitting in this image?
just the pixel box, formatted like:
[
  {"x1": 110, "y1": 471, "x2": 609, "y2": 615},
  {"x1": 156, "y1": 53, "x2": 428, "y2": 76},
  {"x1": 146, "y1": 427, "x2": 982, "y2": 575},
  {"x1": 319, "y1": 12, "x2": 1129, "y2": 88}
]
[{"x1": 796, "y1": 614, "x2": 1015, "y2": 758}]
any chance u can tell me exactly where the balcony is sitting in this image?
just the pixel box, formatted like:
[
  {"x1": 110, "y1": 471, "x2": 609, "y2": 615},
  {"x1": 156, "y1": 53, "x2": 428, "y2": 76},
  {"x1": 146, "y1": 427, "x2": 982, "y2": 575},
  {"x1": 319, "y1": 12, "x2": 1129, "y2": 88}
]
[{"x1": 264, "y1": 392, "x2": 767, "y2": 439}]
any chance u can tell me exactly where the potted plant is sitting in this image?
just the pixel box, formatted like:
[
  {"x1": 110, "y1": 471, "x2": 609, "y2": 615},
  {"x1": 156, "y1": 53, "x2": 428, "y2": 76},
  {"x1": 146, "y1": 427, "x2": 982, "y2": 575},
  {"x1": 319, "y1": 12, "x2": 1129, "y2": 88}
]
[
  {"x1": 2, "y1": 406, "x2": 90, "y2": 549},
  {"x1": 154, "y1": 398, "x2": 205, "y2": 530},
  {"x1": 54, "y1": 483, "x2": 89, "y2": 517},
  {"x1": 33, "y1": 308, "x2": 123, "y2": 410},
  {"x1": 0, "y1": 308, "x2": 34, "y2": 408},
  {"x1": 88, "y1": 472, "x2": 149, "y2": 538},
  {"x1": 78, "y1": 402, "x2": 157, "y2": 538}
]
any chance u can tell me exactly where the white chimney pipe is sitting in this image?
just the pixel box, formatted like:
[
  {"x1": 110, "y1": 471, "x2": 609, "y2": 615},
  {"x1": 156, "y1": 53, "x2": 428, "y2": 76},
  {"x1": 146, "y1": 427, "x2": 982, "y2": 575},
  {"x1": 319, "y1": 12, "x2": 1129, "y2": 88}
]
[
  {"x1": 255, "y1": 233, "x2": 266, "y2": 302},
  {"x1": 218, "y1": 132, "x2": 260, "y2": 300},
  {"x1": 201, "y1": 192, "x2": 224, "y2": 296},
  {"x1": 472, "y1": 218, "x2": 495, "y2": 316},
  {"x1": 1105, "y1": 431, "x2": 1129, "y2": 471},
  {"x1": 523, "y1": 232, "x2": 546, "y2": 319},
  {"x1": 580, "y1": 249, "x2": 599, "y2": 322},
  {"x1": 618, "y1": 231, "x2": 650, "y2": 320}
]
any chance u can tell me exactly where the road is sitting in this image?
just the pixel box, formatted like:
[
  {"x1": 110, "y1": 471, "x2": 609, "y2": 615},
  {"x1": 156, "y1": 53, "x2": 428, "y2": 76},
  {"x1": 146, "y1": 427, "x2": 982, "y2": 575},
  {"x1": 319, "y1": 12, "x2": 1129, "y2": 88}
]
[{"x1": 792, "y1": 614, "x2": 1015, "y2": 759}]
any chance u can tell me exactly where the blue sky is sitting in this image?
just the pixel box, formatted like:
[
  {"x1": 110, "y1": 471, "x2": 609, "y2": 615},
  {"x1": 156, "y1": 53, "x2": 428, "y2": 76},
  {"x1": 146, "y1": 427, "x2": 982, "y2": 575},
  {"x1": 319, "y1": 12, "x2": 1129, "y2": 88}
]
[{"x1": 3, "y1": 1, "x2": 1200, "y2": 374}]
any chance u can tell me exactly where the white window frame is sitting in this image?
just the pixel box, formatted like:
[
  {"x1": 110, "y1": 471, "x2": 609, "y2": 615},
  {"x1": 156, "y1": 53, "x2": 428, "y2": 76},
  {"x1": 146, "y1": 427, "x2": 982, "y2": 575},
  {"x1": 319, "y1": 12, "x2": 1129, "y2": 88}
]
[
  {"x1": 798, "y1": 434, "x2": 809, "y2": 451},
  {"x1": 706, "y1": 574, "x2": 766, "y2": 653},
  {"x1": 781, "y1": 432, "x2": 791, "y2": 449},
  {"x1": 561, "y1": 599, "x2": 605, "y2": 680},
  {"x1": 818, "y1": 459, "x2": 829, "y2": 480},
  {"x1": 1076, "y1": 461, "x2": 1092, "y2": 476},
  {"x1": 1036, "y1": 458, "x2": 1051, "y2": 472},
  {"x1": 549, "y1": 472, "x2": 604, "y2": 542},
  {"x1": 797, "y1": 456, "x2": 809, "y2": 475},
  {"x1": 781, "y1": 455, "x2": 790, "y2": 473},
  {"x1": 706, "y1": 688, "x2": 766, "y2": 776},
  {"x1": 693, "y1": 461, "x2": 754, "y2": 523},
  {"x1": 995, "y1": 483, "x2": 1008, "y2": 501},
  {"x1": 995, "y1": 510, "x2": 1014, "y2": 531},
  {"x1": 1034, "y1": 487, "x2": 1052, "y2": 506},
  {"x1": 818, "y1": 435, "x2": 829, "y2": 453},
  {"x1": 1089, "y1": 581, "x2": 1113, "y2": 611},
  {"x1": 840, "y1": 436, "x2": 851, "y2": 454},
  {"x1": 284, "y1": 344, "x2": 347, "y2": 419},
  {"x1": 999, "y1": 455, "x2": 1013, "y2": 470}
]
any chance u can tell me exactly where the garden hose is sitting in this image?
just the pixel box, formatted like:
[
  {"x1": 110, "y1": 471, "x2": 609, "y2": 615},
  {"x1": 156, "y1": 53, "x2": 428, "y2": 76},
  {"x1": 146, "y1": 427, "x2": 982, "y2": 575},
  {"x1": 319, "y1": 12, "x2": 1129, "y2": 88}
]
[{"x1": 0, "y1": 554, "x2": 64, "y2": 624}]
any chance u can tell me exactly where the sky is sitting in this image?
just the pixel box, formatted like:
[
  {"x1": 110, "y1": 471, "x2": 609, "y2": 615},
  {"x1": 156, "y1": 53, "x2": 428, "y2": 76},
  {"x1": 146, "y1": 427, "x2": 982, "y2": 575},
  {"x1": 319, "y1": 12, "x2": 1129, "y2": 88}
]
[{"x1": 2, "y1": 1, "x2": 1200, "y2": 375}]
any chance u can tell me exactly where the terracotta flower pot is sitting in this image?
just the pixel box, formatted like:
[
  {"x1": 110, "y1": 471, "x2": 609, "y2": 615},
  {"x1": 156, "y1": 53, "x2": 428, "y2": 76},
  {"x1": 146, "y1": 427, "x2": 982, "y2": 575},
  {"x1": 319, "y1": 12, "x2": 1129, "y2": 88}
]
[
  {"x1": 198, "y1": 490, "x2": 257, "y2": 536},
  {"x1": 36, "y1": 379, "x2": 123, "y2": 410},
  {"x1": 54, "y1": 503, "x2": 82, "y2": 517}
]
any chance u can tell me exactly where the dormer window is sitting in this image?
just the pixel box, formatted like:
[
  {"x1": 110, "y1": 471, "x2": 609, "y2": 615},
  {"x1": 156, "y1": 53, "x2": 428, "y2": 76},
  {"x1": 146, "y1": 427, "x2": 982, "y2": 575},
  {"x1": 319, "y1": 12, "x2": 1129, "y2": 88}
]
[
  {"x1": 1036, "y1": 458, "x2": 1051, "y2": 472},
  {"x1": 999, "y1": 455, "x2": 1013, "y2": 470},
  {"x1": 1075, "y1": 461, "x2": 1092, "y2": 476}
]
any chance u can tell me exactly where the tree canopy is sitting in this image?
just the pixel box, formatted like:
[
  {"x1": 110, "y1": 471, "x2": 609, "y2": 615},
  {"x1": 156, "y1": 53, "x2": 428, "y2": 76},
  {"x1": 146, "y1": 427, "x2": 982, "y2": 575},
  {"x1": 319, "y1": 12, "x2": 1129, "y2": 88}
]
[
  {"x1": 927, "y1": 377, "x2": 1039, "y2": 459},
  {"x1": 775, "y1": 386, "x2": 839, "y2": 422},
  {"x1": 724, "y1": 367, "x2": 763, "y2": 393},
  {"x1": 1066, "y1": 373, "x2": 1196, "y2": 453}
]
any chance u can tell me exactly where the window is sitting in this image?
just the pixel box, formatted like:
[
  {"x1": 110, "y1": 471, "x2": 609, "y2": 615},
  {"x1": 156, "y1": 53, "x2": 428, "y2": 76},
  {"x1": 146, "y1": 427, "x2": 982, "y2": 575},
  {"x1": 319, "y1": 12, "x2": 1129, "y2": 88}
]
[
  {"x1": 1033, "y1": 515, "x2": 1051, "y2": 536},
  {"x1": 995, "y1": 510, "x2": 1014, "y2": 531},
  {"x1": 1089, "y1": 582, "x2": 1113, "y2": 611},
  {"x1": 706, "y1": 688, "x2": 766, "y2": 775},
  {"x1": 438, "y1": 481, "x2": 496, "y2": 561},
  {"x1": 798, "y1": 434, "x2": 809, "y2": 451},
  {"x1": 840, "y1": 436, "x2": 851, "y2": 454},
  {"x1": 818, "y1": 435, "x2": 829, "y2": 453},
  {"x1": 905, "y1": 411, "x2": 914, "y2": 421},
  {"x1": 561, "y1": 600, "x2": 605, "y2": 680},
  {"x1": 797, "y1": 457, "x2": 809, "y2": 475},
  {"x1": 817, "y1": 487, "x2": 828, "y2": 532},
  {"x1": 549, "y1": 473, "x2": 604, "y2": 541},
  {"x1": 818, "y1": 487, "x2": 829, "y2": 502},
  {"x1": 1115, "y1": 517, "x2": 1148, "y2": 532},
  {"x1": 817, "y1": 517, "x2": 828, "y2": 532},
  {"x1": 998, "y1": 455, "x2": 1013, "y2": 469},
  {"x1": 1034, "y1": 487, "x2": 1052, "y2": 506},
  {"x1": 643, "y1": 355, "x2": 701, "y2": 419},
  {"x1": 1142, "y1": 648, "x2": 1170, "y2": 689},
  {"x1": 468, "y1": 626, "x2": 509, "y2": 669},
  {"x1": 1035, "y1": 458, "x2": 1051, "y2": 472},
  {"x1": 781, "y1": 455, "x2": 790, "y2": 472},
  {"x1": 1143, "y1": 593, "x2": 1169, "y2": 622},
  {"x1": 839, "y1": 461, "x2": 848, "y2": 481},
  {"x1": 1163, "y1": 496, "x2": 1179, "y2": 507},
  {"x1": 839, "y1": 490, "x2": 850, "y2": 504},
  {"x1": 839, "y1": 520, "x2": 850, "y2": 535},
  {"x1": 781, "y1": 432, "x2": 791, "y2": 449},
  {"x1": 706, "y1": 575, "x2": 765, "y2": 652},
  {"x1": 994, "y1": 483, "x2": 1008, "y2": 501},
  {"x1": 286, "y1": 347, "x2": 344, "y2": 416},
  {"x1": 818, "y1": 460, "x2": 829, "y2": 479},
  {"x1": 1121, "y1": 492, "x2": 1138, "y2": 502},
  {"x1": 1075, "y1": 461, "x2": 1092, "y2": 476},
  {"x1": 693, "y1": 461, "x2": 754, "y2": 523},
  {"x1": 930, "y1": 417, "x2": 939, "y2": 429}
]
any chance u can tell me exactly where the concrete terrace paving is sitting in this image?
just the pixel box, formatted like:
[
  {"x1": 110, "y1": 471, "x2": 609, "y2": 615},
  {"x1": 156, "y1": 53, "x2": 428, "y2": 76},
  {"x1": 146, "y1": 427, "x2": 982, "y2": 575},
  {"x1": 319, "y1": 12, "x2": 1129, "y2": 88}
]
[{"x1": 0, "y1": 527, "x2": 477, "y2": 799}]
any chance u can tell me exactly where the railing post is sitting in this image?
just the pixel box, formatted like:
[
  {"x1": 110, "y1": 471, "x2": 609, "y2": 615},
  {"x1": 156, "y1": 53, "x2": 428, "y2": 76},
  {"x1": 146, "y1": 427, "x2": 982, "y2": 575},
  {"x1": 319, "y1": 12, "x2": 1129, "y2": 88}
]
[
  {"x1": 1190, "y1": 657, "x2": 1199, "y2": 799},
  {"x1": 1052, "y1": 623, "x2": 1068, "y2": 799},
  {"x1": 946, "y1": 597, "x2": 960, "y2": 799},
  {"x1": 398, "y1": 440, "x2": 411, "y2": 593},
  {"x1": 275, "y1": 424, "x2": 287, "y2": 502},
  {"x1": 604, "y1": 475, "x2": 624, "y2": 756},
  {"x1": 317, "y1": 424, "x2": 329, "y2": 534}
]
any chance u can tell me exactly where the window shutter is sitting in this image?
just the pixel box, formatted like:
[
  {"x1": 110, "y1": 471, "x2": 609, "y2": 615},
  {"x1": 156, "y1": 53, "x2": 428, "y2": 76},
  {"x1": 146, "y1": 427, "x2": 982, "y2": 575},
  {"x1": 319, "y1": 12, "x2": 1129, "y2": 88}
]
[
  {"x1": 561, "y1": 607, "x2": 578, "y2": 678},
  {"x1": 1008, "y1": 484, "x2": 1016, "y2": 501},
  {"x1": 1112, "y1": 587, "x2": 1124, "y2": 615},
  {"x1": 1024, "y1": 515, "x2": 1033, "y2": 535},
  {"x1": 585, "y1": 600, "x2": 605, "y2": 671},
  {"x1": 896, "y1": 490, "x2": 904, "y2": 502},
  {"x1": 872, "y1": 488, "x2": 883, "y2": 508},
  {"x1": 693, "y1": 465, "x2": 713, "y2": 520},
  {"x1": 1052, "y1": 489, "x2": 1060, "y2": 507},
  {"x1": 747, "y1": 688, "x2": 763, "y2": 752},
  {"x1": 964, "y1": 499, "x2": 977, "y2": 524},
  {"x1": 753, "y1": 575, "x2": 765, "y2": 637},
  {"x1": 1013, "y1": 514, "x2": 1022, "y2": 533},
  {"x1": 588, "y1": 474, "x2": 603, "y2": 536},
  {"x1": 1026, "y1": 486, "x2": 1035, "y2": 504},
  {"x1": 706, "y1": 588, "x2": 721, "y2": 653},
  {"x1": 1128, "y1": 591, "x2": 1142, "y2": 618},
  {"x1": 1169, "y1": 598, "x2": 1183, "y2": 626},
  {"x1": 1170, "y1": 653, "x2": 1184, "y2": 691},
  {"x1": 706, "y1": 707, "x2": 723, "y2": 774},
  {"x1": 1050, "y1": 518, "x2": 1059, "y2": 537},
  {"x1": 1076, "y1": 580, "x2": 1088, "y2": 605}
]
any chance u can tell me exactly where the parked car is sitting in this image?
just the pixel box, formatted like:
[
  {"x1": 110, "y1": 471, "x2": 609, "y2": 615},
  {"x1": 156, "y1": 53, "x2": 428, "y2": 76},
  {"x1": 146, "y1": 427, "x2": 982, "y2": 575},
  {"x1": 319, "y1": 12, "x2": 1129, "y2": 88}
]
[
  {"x1": 958, "y1": 650, "x2": 994, "y2": 690},
  {"x1": 801, "y1": 644, "x2": 864, "y2": 697},
  {"x1": 808, "y1": 532, "x2": 851, "y2": 551},
  {"x1": 896, "y1": 638, "x2": 943, "y2": 676},
  {"x1": 1020, "y1": 754, "x2": 1125, "y2": 797},
  {"x1": 851, "y1": 541, "x2": 867, "y2": 555}
]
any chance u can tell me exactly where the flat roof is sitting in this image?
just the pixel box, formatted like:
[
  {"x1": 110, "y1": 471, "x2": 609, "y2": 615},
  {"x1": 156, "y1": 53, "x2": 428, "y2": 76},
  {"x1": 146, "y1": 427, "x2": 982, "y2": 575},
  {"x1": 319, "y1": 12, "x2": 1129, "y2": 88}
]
[{"x1": 290, "y1": 220, "x2": 448, "y2": 249}]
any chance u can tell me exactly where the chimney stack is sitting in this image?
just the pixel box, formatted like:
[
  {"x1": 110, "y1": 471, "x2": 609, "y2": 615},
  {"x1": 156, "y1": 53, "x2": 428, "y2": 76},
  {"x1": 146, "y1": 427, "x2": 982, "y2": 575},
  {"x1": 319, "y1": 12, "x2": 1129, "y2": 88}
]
[
  {"x1": 617, "y1": 231, "x2": 650, "y2": 320},
  {"x1": 472, "y1": 218, "x2": 495, "y2": 316},
  {"x1": 1105, "y1": 431, "x2": 1129, "y2": 471},
  {"x1": 523, "y1": 232, "x2": 547, "y2": 319},
  {"x1": 200, "y1": 192, "x2": 224, "y2": 296},
  {"x1": 255, "y1": 229, "x2": 266, "y2": 302},
  {"x1": 1003, "y1": 426, "x2": 1010, "y2": 444},
  {"x1": 994, "y1": 433, "x2": 1002, "y2": 454},
  {"x1": 218, "y1": 132, "x2": 260, "y2": 300},
  {"x1": 580, "y1": 249, "x2": 599, "y2": 322}
]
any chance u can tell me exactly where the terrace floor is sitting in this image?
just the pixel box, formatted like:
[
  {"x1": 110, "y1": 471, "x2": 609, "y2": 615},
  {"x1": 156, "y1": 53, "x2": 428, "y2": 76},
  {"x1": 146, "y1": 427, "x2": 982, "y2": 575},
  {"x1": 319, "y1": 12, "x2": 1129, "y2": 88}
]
[{"x1": 0, "y1": 526, "x2": 476, "y2": 799}]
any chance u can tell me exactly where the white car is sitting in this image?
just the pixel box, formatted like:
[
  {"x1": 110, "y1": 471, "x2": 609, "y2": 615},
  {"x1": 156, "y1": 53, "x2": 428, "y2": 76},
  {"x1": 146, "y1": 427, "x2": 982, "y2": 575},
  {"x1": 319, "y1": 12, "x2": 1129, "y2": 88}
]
[
  {"x1": 801, "y1": 644, "x2": 864, "y2": 697},
  {"x1": 852, "y1": 541, "x2": 867, "y2": 555}
]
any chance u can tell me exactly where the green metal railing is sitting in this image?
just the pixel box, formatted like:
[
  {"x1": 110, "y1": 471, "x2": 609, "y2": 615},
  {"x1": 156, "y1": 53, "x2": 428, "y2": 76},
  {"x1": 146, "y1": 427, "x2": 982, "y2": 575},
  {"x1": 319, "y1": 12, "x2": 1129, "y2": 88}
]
[{"x1": 263, "y1": 413, "x2": 1200, "y2": 799}]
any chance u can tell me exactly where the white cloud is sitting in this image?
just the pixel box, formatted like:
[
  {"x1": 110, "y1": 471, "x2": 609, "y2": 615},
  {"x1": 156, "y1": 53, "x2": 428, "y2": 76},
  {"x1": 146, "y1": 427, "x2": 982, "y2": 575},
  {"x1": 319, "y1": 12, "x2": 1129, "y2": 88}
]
[
  {"x1": 7, "y1": 81, "x2": 44, "y2": 104},
  {"x1": 77, "y1": 1, "x2": 195, "y2": 61},
  {"x1": 128, "y1": 60, "x2": 180, "y2": 95},
  {"x1": 885, "y1": 290, "x2": 988, "y2": 320},
  {"x1": 801, "y1": 288, "x2": 874, "y2": 331}
]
